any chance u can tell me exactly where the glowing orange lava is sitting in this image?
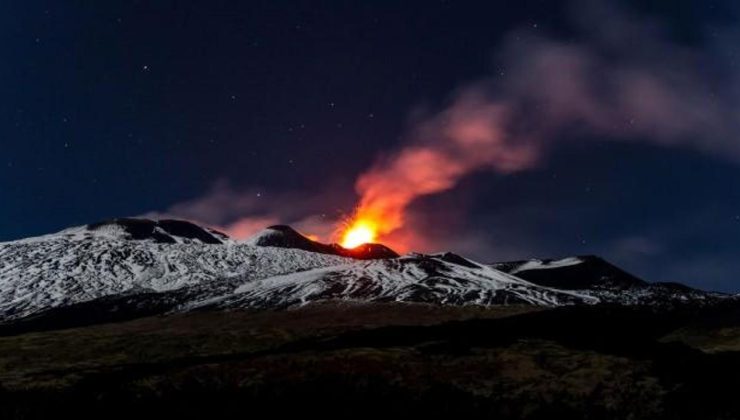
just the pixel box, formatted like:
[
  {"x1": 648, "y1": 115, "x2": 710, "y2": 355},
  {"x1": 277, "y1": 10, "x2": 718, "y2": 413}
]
[{"x1": 340, "y1": 219, "x2": 378, "y2": 249}]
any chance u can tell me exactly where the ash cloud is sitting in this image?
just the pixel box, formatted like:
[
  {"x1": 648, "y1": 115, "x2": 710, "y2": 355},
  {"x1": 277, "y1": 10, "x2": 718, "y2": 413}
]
[
  {"x1": 149, "y1": 0, "x2": 740, "y2": 252},
  {"x1": 353, "y1": 0, "x2": 740, "y2": 244}
]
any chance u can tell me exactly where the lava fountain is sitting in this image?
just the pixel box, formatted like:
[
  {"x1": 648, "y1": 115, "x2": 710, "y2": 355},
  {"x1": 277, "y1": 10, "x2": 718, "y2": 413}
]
[{"x1": 339, "y1": 219, "x2": 378, "y2": 249}]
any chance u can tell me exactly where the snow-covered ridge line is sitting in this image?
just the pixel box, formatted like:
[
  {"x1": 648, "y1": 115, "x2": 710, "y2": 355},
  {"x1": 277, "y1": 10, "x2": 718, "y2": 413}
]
[
  {"x1": 0, "y1": 222, "x2": 349, "y2": 320},
  {"x1": 511, "y1": 257, "x2": 585, "y2": 274},
  {"x1": 0, "y1": 218, "x2": 728, "y2": 323},
  {"x1": 202, "y1": 256, "x2": 599, "y2": 310}
]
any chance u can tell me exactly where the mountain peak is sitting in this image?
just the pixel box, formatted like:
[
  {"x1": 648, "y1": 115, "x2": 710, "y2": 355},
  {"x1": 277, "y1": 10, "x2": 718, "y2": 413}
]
[
  {"x1": 245, "y1": 225, "x2": 320, "y2": 250},
  {"x1": 246, "y1": 225, "x2": 399, "y2": 260},
  {"x1": 0, "y1": 219, "x2": 728, "y2": 326},
  {"x1": 494, "y1": 255, "x2": 649, "y2": 290},
  {"x1": 86, "y1": 218, "x2": 228, "y2": 244}
]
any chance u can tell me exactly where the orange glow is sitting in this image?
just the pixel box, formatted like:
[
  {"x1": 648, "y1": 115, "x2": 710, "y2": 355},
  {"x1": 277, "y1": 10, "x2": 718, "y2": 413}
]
[
  {"x1": 340, "y1": 219, "x2": 378, "y2": 249},
  {"x1": 334, "y1": 93, "x2": 538, "y2": 252}
]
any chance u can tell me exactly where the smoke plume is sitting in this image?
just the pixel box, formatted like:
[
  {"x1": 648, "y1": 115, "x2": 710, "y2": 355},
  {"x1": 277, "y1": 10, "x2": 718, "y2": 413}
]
[
  {"x1": 151, "y1": 0, "x2": 740, "y2": 250},
  {"x1": 351, "y1": 0, "x2": 740, "y2": 242}
]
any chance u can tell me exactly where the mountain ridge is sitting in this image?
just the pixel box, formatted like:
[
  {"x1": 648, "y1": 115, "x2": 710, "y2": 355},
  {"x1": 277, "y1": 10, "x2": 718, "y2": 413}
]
[
  {"x1": 245, "y1": 224, "x2": 400, "y2": 259},
  {"x1": 0, "y1": 218, "x2": 733, "y2": 330}
]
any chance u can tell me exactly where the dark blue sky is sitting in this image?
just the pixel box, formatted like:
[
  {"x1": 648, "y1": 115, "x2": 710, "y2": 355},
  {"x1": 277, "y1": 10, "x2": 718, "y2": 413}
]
[{"x1": 3, "y1": 1, "x2": 740, "y2": 291}]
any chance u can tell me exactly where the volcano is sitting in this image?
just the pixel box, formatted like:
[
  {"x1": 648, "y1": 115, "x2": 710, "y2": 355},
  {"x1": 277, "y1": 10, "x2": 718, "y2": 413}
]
[
  {"x1": 0, "y1": 217, "x2": 731, "y2": 330},
  {"x1": 245, "y1": 224, "x2": 399, "y2": 259},
  {"x1": 1, "y1": 218, "x2": 740, "y2": 419}
]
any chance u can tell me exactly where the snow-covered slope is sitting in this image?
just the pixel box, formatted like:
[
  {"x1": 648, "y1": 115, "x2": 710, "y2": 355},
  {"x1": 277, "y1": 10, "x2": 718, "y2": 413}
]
[
  {"x1": 246, "y1": 225, "x2": 399, "y2": 259},
  {"x1": 195, "y1": 253, "x2": 597, "y2": 310},
  {"x1": 0, "y1": 220, "x2": 347, "y2": 320},
  {"x1": 0, "y1": 219, "x2": 729, "y2": 324},
  {"x1": 493, "y1": 256, "x2": 722, "y2": 305}
]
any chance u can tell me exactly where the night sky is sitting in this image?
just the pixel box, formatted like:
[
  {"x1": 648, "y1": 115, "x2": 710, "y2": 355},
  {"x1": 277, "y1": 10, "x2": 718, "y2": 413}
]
[{"x1": 3, "y1": 1, "x2": 740, "y2": 292}]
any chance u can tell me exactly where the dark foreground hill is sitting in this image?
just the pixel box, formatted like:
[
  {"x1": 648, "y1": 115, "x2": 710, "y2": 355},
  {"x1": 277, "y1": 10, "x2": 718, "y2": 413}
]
[{"x1": 1, "y1": 302, "x2": 740, "y2": 420}]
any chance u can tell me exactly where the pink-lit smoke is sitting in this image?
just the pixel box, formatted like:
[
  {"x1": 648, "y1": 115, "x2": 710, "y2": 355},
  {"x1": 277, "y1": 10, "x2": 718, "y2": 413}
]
[
  {"x1": 347, "y1": 0, "x2": 740, "y2": 247},
  {"x1": 152, "y1": 0, "x2": 740, "y2": 248}
]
